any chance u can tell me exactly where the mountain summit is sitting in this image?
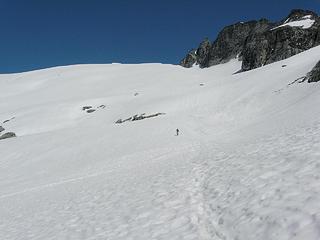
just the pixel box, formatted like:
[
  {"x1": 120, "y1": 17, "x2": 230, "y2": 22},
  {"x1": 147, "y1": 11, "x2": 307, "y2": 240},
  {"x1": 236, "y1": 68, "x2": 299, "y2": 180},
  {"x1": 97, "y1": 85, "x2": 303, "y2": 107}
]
[{"x1": 181, "y1": 9, "x2": 320, "y2": 72}]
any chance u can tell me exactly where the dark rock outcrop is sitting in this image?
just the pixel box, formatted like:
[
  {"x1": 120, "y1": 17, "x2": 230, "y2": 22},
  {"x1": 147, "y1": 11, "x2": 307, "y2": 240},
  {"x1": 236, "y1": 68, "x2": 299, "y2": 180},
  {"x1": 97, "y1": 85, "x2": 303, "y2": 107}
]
[
  {"x1": 180, "y1": 49, "x2": 197, "y2": 68},
  {"x1": 82, "y1": 106, "x2": 92, "y2": 111},
  {"x1": 0, "y1": 132, "x2": 16, "y2": 140},
  {"x1": 208, "y1": 19, "x2": 272, "y2": 67},
  {"x1": 116, "y1": 113, "x2": 165, "y2": 124},
  {"x1": 303, "y1": 61, "x2": 320, "y2": 83},
  {"x1": 86, "y1": 109, "x2": 96, "y2": 113},
  {"x1": 0, "y1": 126, "x2": 4, "y2": 133},
  {"x1": 242, "y1": 10, "x2": 320, "y2": 71},
  {"x1": 181, "y1": 9, "x2": 320, "y2": 72},
  {"x1": 195, "y1": 38, "x2": 212, "y2": 67},
  {"x1": 181, "y1": 20, "x2": 273, "y2": 68}
]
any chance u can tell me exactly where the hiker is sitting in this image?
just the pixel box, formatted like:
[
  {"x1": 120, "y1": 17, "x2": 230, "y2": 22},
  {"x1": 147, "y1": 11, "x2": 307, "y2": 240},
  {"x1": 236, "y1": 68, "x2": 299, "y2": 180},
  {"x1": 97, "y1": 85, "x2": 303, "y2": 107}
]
[{"x1": 176, "y1": 128, "x2": 179, "y2": 136}]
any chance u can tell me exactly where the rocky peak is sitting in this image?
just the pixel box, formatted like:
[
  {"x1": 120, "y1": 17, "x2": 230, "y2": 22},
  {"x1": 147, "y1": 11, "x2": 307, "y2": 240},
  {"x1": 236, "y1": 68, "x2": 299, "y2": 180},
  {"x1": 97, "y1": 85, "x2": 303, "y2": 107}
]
[
  {"x1": 180, "y1": 49, "x2": 197, "y2": 68},
  {"x1": 270, "y1": 9, "x2": 319, "y2": 31},
  {"x1": 181, "y1": 19, "x2": 273, "y2": 68},
  {"x1": 198, "y1": 38, "x2": 211, "y2": 48},
  {"x1": 180, "y1": 9, "x2": 320, "y2": 72},
  {"x1": 196, "y1": 38, "x2": 212, "y2": 67}
]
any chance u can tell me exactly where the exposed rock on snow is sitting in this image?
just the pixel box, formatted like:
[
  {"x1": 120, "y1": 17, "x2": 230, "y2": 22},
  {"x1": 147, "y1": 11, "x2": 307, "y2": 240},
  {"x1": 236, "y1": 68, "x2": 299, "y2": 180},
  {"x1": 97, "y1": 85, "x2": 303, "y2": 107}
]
[
  {"x1": 3, "y1": 117, "x2": 15, "y2": 124},
  {"x1": 86, "y1": 109, "x2": 96, "y2": 113},
  {"x1": 181, "y1": 9, "x2": 320, "y2": 72},
  {"x1": 303, "y1": 60, "x2": 320, "y2": 82},
  {"x1": 82, "y1": 105, "x2": 106, "y2": 113},
  {"x1": 116, "y1": 113, "x2": 165, "y2": 124},
  {"x1": 0, "y1": 132, "x2": 16, "y2": 140},
  {"x1": 0, "y1": 126, "x2": 4, "y2": 133},
  {"x1": 82, "y1": 106, "x2": 93, "y2": 111}
]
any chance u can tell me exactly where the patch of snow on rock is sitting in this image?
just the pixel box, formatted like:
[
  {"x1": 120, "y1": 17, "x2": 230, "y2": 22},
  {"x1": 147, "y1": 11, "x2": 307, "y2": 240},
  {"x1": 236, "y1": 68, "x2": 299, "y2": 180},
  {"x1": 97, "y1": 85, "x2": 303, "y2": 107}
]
[{"x1": 272, "y1": 15, "x2": 315, "y2": 30}]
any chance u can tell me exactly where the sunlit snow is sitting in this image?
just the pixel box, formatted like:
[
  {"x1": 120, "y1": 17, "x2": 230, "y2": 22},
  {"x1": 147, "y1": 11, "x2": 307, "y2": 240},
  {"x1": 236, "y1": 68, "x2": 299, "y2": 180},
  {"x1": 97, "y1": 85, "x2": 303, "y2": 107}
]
[
  {"x1": 272, "y1": 15, "x2": 315, "y2": 30},
  {"x1": 0, "y1": 46, "x2": 320, "y2": 240}
]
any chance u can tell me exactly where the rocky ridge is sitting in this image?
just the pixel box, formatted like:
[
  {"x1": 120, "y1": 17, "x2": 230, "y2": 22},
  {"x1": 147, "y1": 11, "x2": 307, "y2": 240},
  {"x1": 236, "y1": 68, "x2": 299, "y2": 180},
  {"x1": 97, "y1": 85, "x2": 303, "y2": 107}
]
[{"x1": 181, "y1": 9, "x2": 320, "y2": 72}]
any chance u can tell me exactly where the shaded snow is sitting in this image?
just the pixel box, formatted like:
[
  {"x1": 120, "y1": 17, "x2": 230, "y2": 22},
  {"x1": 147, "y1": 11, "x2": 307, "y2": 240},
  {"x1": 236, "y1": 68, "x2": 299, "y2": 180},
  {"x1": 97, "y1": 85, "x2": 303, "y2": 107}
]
[{"x1": 0, "y1": 46, "x2": 320, "y2": 240}]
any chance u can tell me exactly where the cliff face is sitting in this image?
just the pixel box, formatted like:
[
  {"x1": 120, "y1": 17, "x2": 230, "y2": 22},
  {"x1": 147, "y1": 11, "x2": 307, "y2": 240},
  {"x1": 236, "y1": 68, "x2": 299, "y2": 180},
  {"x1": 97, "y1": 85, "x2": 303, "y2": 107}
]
[
  {"x1": 242, "y1": 10, "x2": 320, "y2": 71},
  {"x1": 208, "y1": 19, "x2": 272, "y2": 67},
  {"x1": 180, "y1": 9, "x2": 320, "y2": 72},
  {"x1": 180, "y1": 20, "x2": 273, "y2": 68}
]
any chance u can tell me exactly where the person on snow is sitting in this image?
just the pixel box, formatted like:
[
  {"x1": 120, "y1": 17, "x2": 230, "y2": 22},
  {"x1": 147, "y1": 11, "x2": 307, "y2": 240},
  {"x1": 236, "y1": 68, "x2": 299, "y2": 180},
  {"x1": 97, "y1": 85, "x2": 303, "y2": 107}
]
[{"x1": 176, "y1": 128, "x2": 179, "y2": 136}]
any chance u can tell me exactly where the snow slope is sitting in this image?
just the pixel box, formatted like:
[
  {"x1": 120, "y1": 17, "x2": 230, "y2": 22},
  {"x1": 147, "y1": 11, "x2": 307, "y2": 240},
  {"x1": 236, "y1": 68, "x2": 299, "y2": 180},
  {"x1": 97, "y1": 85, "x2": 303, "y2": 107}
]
[{"x1": 0, "y1": 46, "x2": 320, "y2": 240}]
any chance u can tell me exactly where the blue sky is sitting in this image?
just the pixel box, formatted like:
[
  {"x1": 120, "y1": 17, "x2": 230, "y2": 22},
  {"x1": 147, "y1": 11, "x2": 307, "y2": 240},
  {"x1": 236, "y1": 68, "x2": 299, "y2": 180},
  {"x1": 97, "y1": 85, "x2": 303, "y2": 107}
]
[{"x1": 0, "y1": 0, "x2": 319, "y2": 73}]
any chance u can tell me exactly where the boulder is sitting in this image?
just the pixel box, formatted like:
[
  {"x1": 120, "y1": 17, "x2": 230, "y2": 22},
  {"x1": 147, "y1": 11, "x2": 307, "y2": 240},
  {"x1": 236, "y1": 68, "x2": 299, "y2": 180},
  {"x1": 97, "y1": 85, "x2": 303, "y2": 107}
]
[
  {"x1": 116, "y1": 119, "x2": 123, "y2": 124},
  {"x1": 0, "y1": 132, "x2": 16, "y2": 140},
  {"x1": 82, "y1": 106, "x2": 92, "y2": 111}
]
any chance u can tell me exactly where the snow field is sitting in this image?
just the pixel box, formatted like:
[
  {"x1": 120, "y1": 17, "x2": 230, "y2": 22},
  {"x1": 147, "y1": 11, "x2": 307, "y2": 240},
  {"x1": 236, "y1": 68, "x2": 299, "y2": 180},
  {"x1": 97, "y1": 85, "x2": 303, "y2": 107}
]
[{"x1": 0, "y1": 46, "x2": 320, "y2": 239}]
